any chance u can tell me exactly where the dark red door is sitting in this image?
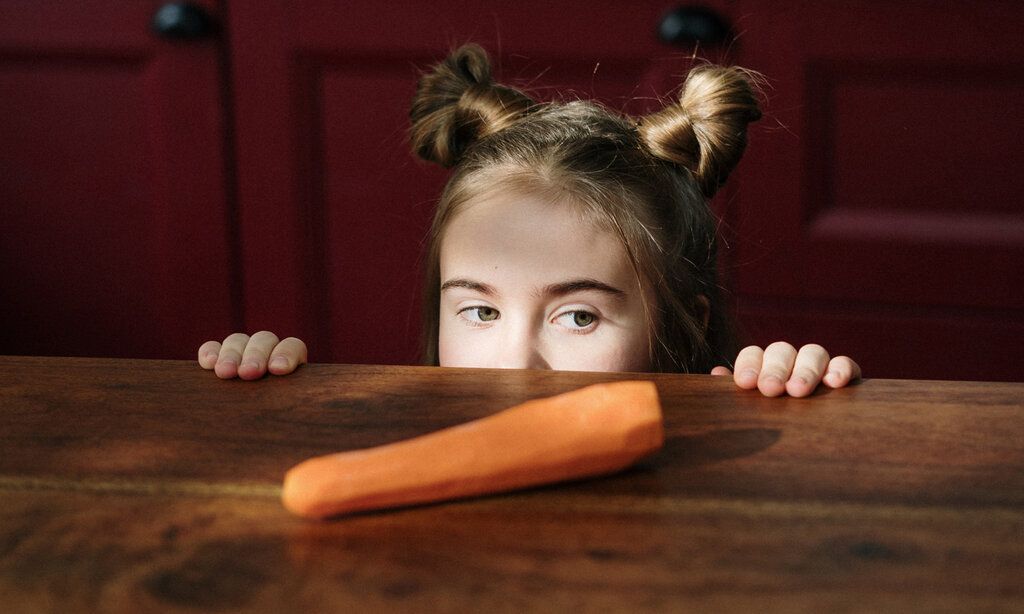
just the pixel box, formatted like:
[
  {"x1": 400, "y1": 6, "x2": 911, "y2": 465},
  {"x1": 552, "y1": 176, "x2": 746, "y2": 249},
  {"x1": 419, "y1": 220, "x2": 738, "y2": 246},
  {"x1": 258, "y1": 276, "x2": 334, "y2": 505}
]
[
  {"x1": 0, "y1": 1, "x2": 237, "y2": 358},
  {"x1": 228, "y1": 0, "x2": 733, "y2": 364},
  {"x1": 729, "y1": 1, "x2": 1024, "y2": 381}
]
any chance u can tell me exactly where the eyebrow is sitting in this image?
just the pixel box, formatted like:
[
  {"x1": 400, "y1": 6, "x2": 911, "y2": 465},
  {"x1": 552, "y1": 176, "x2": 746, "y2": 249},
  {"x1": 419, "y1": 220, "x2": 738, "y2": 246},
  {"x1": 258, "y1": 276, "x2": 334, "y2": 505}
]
[
  {"x1": 542, "y1": 278, "x2": 627, "y2": 300},
  {"x1": 440, "y1": 277, "x2": 627, "y2": 300},
  {"x1": 440, "y1": 278, "x2": 496, "y2": 295}
]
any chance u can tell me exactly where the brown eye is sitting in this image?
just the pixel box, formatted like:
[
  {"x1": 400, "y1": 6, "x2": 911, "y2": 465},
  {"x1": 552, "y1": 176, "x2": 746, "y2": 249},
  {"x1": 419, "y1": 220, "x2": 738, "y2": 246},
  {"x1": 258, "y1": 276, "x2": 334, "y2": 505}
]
[
  {"x1": 477, "y1": 307, "x2": 499, "y2": 322},
  {"x1": 572, "y1": 311, "x2": 595, "y2": 327}
]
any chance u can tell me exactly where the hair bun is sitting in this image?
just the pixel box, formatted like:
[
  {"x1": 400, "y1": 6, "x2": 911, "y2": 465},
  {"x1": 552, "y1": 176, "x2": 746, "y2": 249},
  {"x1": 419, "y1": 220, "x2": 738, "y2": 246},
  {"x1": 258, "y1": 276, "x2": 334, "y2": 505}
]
[
  {"x1": 410, "y1": 44, "x2": 536, "y2": 167},
  {"x1": 639, "y1": 65, "x2": 762, "y2": 198}
]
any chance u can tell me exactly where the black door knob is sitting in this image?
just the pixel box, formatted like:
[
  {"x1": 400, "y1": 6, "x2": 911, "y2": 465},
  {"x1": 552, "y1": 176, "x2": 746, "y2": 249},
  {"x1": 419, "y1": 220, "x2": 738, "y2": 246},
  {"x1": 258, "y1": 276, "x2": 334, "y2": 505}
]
[
  {"x1": 658, "y1": 6, "x2": 732, "y2": 47},
  {"x1": 151, "y1": 2, "x2": 218, "y2": 40}
]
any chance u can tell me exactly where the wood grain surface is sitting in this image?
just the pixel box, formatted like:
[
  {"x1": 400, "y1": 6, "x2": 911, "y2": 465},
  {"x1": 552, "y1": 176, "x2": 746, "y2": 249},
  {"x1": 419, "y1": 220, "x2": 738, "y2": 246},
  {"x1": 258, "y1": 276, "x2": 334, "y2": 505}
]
[{"x1": 1, "y1": 356, "x2": 1022, "y2": 612}]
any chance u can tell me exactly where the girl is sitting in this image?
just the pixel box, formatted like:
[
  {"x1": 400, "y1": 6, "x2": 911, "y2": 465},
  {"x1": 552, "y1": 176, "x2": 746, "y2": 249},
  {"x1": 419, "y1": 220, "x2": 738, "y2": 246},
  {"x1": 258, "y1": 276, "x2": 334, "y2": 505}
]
[{"x1": 198, "y1": 44, "x2": 860, "y2": 398}]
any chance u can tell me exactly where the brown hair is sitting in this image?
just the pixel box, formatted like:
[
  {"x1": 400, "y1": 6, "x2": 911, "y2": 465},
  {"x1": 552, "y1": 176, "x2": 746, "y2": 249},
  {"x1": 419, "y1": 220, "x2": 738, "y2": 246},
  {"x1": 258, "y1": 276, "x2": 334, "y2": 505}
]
[{"x1": 410, "y1": 44, "x2": 761, "y2": 372}]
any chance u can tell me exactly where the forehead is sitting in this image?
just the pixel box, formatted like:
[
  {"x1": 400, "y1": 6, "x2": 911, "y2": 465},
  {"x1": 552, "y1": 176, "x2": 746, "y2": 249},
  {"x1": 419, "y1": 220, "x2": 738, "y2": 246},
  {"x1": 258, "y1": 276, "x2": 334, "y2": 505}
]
[{"x1": 440, "y1": 192, "x2": 635, "y2": 288}]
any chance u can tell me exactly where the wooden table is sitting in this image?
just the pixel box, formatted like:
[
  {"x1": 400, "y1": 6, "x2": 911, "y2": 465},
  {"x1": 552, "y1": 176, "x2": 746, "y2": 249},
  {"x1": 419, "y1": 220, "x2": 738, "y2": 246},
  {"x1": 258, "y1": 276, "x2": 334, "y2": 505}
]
[{"x1": 1, "y1": 356, "x2": 1022, "y2": 612}]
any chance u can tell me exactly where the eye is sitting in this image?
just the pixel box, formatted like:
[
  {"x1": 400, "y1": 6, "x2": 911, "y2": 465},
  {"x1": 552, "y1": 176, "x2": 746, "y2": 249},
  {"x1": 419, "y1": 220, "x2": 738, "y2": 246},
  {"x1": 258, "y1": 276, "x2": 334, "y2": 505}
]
[
  {"x1": 459, "y1": 306, "x2": 500, "y2": 324},
  {"x1": 555, "y1": 310, "x2": 599, "y2": 333},
  {"x1": 572, "y1": 311, "x2": 595, "y2": 327}
]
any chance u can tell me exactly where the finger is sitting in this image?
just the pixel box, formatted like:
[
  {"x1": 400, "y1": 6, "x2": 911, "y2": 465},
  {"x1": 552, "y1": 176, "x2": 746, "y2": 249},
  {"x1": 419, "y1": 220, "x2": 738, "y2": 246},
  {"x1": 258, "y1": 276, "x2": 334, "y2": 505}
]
[
  {"x1": 758, "y1": 341, "x2": 797, "y2": 397},
  {"x1": 824, "y1": 356, "x2": 862, "y2": 388},
  {"x1": 786, "y1": 343, "x2": 830, "y2": 398},
  {"x1": 268, "y1": 337, "x2": 308, "y2": 375},
  {"x1": 214, "y1": 333, "x2": 250, "y2": 379},
  {"x1": 710, "y1": 366, "x2": 732, "y2": 376},
  {"x1": 197, "y1": 341, "x2": 221, "y2": 369},
  {"x1": 732, "y1": 346, "x2": 764, "y2": 390},
  {"x1": 238, "y1": 330, "x2": 281, "y2": 381}
]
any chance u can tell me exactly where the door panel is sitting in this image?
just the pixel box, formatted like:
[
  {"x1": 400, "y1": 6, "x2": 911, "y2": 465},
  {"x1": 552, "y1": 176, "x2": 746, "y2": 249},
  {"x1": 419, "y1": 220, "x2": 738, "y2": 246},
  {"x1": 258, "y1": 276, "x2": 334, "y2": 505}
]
[
  {"x1": 0, "y1": 1, "x2": 236, "y2": 359},
  {"x1": 730, "y1": 1, "x2": 1024, "y2": 380}
]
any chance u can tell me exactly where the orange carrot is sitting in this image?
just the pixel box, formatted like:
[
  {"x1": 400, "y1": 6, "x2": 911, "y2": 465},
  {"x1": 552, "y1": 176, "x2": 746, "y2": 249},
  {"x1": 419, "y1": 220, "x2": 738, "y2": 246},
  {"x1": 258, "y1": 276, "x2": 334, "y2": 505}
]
[{"x1": 282, "y1": 380, "x2": 663, "y2": 519}]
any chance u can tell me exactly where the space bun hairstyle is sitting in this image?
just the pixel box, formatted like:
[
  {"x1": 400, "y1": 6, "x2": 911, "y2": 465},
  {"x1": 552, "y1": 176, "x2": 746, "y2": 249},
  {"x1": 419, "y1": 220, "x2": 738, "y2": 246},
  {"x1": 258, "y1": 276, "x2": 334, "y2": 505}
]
[
  {"x1": 413, "y1": 44, "x2": 763, "y2": 374},
  {"x1": 410, "y1": 43, "x2": 536, "y2": 167},
  {"x1": 639, "y1": 65, "x2": 763, "y2": 198}
]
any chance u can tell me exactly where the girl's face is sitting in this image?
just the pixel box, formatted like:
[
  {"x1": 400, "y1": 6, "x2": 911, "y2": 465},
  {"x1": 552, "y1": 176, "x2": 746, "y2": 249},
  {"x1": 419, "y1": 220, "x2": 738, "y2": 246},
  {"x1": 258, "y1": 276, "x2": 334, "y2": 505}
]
[{"x1": 438, "y1": 192, "x2": 653, "y2": 372}]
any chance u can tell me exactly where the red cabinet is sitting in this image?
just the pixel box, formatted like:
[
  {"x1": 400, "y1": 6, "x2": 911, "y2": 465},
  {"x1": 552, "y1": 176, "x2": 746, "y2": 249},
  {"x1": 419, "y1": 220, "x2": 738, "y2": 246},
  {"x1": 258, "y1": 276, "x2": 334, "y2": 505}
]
[
  {"x1": 731, "y1": 1, "x2": 1024, "y2": 381},
  {"x1": 3, "y1": 1, "x2": 1022, "y2": 381},
  {"x1": 0, "y1": 1, "x2": 236, "y2": 359}
]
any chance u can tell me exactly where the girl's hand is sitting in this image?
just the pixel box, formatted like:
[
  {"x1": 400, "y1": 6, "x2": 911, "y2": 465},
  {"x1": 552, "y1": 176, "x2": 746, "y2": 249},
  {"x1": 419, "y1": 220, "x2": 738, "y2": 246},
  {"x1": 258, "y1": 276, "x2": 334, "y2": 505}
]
[
  {"x1": 710, "y1": 342, "x2": 861, "y2": 397},
  {"x1": 197, "y1": 332, "x2": 308, "y2": 380}
]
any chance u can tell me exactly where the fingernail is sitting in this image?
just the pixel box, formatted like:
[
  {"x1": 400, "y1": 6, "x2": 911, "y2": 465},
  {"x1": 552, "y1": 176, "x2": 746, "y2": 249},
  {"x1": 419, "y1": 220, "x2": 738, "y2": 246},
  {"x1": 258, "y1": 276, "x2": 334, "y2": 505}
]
[
  {"x1": 214, "y1": 360, "x2": 236, "y2": 377},
  {"x1": 271, "y1": 357, "x2": 288, "y2": 370},
  {"x1": 740, "y1": 369, "x2": 758, "y2": 380},
  {"x1": 241, "y1": 361, "x2": 259, "y2": 370},
  {"x1": 794, "y1": 376, "x2": 809, "y2": 386}
]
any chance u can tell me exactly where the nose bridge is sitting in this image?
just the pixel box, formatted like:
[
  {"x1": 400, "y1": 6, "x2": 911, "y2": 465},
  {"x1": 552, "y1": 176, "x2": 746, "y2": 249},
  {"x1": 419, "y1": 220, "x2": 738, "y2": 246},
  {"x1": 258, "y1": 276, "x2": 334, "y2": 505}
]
[{"x1": 498, "y1": 316, "x2": 550, "y2": 370}]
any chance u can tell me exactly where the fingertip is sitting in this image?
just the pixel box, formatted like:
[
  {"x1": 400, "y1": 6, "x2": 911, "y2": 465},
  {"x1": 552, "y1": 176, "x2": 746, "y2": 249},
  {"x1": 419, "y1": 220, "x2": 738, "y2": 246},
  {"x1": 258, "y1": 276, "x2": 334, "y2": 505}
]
[
  {"x1": 237, "y1": 361, "x2": 265, "y2": 381},
  {"x1": 757, "y1": 375, "x2": 787, "y2": 397},
  {"x1": 710, "y1": 366, "x2": 731, "y2": 376},
  {"x1": 214, "y1": 360, "x2": 238, "y2": 379},
  {"x1": 269, "y1": 356, "x2": 291, "y2": 375},
  {"x1": 786, "y1": 376, "x2": 814, "y2": 397},
  {"x1": 734, "y1": 369, "x2": 759, "y2": 390},
  {"x1": 787, "y1": 367, "x2": 823, "y2": 397},
  {"x1": 282, "y1": 337, "x2": 309, "y2": 364},
  {"x1": 198, "y1": 341, "x2": 221, "y2": 369},
  {"x1": 824, "y1": 370, "x2": 849, "y2": 388}
]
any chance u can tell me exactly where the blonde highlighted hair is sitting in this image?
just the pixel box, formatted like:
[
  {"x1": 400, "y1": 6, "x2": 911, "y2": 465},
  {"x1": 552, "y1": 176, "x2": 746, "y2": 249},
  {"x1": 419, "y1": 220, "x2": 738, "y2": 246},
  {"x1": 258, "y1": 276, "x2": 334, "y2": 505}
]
[{"x1": 411, "y1": 44, "x2": 761, "y2": 372}]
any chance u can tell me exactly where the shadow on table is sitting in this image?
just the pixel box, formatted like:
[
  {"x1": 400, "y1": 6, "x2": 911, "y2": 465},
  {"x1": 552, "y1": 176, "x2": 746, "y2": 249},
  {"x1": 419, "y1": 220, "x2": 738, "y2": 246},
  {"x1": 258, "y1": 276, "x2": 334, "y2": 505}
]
[{"x1": 659, "y1": 428, "x2": 781, "y2": 468}]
